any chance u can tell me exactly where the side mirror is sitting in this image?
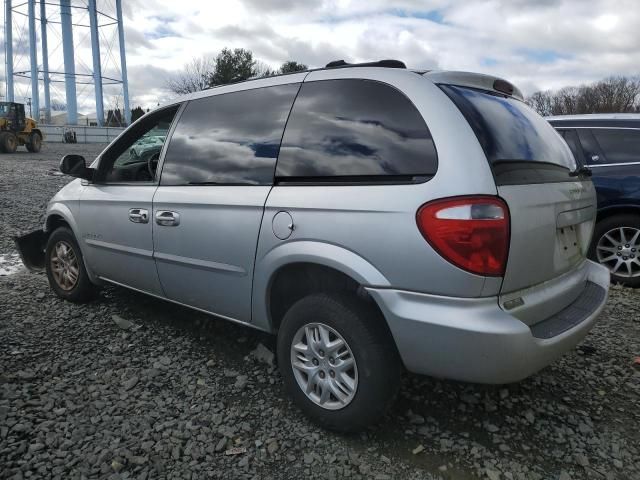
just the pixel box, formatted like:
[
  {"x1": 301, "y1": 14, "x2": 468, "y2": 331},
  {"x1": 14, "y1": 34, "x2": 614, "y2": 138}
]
[{"x1": 60, "y1": 154, "x2": 92, "y2": 180}]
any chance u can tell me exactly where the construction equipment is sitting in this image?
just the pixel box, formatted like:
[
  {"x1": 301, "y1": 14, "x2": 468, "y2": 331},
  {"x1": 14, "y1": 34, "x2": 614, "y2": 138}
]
[{"x1": 0, "y1": 102, "x2": 43, "y2": 153}]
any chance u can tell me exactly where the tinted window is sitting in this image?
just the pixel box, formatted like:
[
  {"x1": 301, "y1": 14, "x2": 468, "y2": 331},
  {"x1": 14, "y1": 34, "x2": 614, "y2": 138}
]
[
  {"x1": 576, "y1": 129, "x2": 605, "y2": 164},
  {"x1": 276, "y1": 79, "x2": 437, "y2": 180},
  {"x1": 161, "y1": 84, "x2": 300, "y2": 185},
  {"x1": 98, "y1": 106, "x2": 179, "y2": 183},
  {"x1": 442, "y1": 85, "x2": 575, "y2": 170},
  {"x1": 591, "y1": 129, "x2": 640, "y2": 164}
]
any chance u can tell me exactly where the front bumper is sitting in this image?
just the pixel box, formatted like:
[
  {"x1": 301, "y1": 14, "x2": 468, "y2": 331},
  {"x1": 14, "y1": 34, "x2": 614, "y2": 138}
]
[
  {"x1": 366, "y1": 260, "x2": 609, "y2": 384},
  {"x1": 13, "y1": 229, "x2": 47, "y2": 271}
]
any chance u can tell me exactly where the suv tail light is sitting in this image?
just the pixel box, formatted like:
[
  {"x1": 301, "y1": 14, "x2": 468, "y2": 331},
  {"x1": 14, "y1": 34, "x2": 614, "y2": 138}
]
[{"x1": 416, "y1": 196, "x2": 510, "y2": 276}]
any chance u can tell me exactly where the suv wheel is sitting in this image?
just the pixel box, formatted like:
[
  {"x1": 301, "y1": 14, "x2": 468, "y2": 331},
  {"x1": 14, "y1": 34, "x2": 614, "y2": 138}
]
[
  {"x1": 277, "y1": 293, "x2": 401, "y2": 432},
  {"x1": 45, "y1": 227, "x2": 98, "y2": 302},
  {"x1": 590, "y1": 214, "x2": 640, "y2": 287}
]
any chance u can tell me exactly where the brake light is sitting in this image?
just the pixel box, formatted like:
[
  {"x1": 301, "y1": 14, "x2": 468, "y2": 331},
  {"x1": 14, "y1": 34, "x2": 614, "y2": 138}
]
[{"x1": 416, "y1": 196, "x2": 510, "y2": 276}]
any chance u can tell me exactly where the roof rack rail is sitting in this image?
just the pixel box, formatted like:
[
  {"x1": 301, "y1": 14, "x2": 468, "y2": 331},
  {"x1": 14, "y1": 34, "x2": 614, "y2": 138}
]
[{"x1": 325, "y1": 59, "x2": 407, "y2": 69}]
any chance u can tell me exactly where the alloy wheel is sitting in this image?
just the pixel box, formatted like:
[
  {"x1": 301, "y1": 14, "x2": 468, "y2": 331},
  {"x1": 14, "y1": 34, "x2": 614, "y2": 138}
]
[
  {"x1": 50, "y1": 240, "x2": 80, "y2": 290},
  {"x1": 596, "y1": 226, "x2": 640, "y2": 278},
  {"x1": 290, "y1": 322, "x2": 358, "y2": 410}
]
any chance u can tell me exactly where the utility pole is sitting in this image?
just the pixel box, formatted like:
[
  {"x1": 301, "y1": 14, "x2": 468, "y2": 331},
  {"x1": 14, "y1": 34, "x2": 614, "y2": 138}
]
[
  {"x1": 40, "y1": 0, "x2": 52, "y2": 123},
  {"x1": 88, "y1": 0, "x2": 104, "y2": 126},
  {"x1": 115, "y1": 0, "x2": 130, "y2": 125},
  {"x1": 60, "y1": 0, "x2": 78, "y2": 125},
  {"x1": 5, "y1": 0, "x2": 14, "y2": 102},
  {"x1": 28, "y1": 0, "x2": 39, "y2": 120}
]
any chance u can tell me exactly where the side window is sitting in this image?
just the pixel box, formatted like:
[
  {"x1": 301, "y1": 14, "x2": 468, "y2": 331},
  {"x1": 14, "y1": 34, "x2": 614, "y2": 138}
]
[
  {"x1": 558, "y1": 129, "x2": 584, "y2": 164},
  {"x1": 577, "y1": 129, "x2": 606, "y2": 165},
  {"x1": 590, "y1": 128, "x2": 640, "y2": 164},
  {"x1": 97, "y1": 106, "x2": 179, "y2": 183},
  {"x1": 160, "y1": 83, "x2": 300, "y2": 186},
  {"x1": 276, "y1": 79, "x2": 437, "y2": 180}
]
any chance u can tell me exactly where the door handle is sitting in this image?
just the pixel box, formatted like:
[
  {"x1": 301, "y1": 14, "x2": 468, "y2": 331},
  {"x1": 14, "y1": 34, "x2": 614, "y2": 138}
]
[
  {"x1": 155, "y1": 210, "x2": 180, "y2": 226},
  {"x1": 128, "y1": 208, "x2": 149, "y2": 224}
]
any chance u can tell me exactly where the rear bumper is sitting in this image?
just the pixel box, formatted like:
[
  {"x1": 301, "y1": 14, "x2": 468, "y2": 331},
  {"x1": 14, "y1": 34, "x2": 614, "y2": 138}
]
[{"x1": 367, "y1": 260, "x2": 609, "y2": 384}]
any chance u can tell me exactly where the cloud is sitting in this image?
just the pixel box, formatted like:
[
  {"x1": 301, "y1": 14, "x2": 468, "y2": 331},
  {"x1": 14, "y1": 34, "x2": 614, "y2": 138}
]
[{"x1": 1, "y1": 0, "x2": 639, "y2": 112}]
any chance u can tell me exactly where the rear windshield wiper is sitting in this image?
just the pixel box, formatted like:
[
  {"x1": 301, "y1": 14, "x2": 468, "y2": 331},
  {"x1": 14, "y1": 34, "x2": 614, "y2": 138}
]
[
  {"x1": 187, "y1": 181, "x2": 221, "y2": 185},
  {"x1": 569, "y1": 166, "x2": 592, "y2": 177}
]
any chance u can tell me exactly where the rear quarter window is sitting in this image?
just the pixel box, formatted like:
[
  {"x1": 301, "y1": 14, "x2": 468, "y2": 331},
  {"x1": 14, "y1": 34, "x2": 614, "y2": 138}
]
[{"x1": 276, "y1": 79, "x2": 437, "y2": 182}]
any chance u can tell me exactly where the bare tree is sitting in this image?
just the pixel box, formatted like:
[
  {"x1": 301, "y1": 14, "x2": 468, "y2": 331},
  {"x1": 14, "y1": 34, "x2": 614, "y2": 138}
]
[
  {"x1": 527, "y1": 76, "x2": 640, "y2": 116},
  {"x1": 166, "y1": 56, "x2": 215, "y2": 95},
  {"x1": 526, "y1": 91, "x2": 553, "y2": 116}
]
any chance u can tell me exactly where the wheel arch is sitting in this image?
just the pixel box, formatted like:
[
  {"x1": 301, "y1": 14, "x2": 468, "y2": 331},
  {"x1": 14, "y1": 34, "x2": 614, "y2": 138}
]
[
  {"x1": 252, "y1": 241, "x2": 393, "y2": 334},
  {"x1": 596, "y1": 204, "x2": 640, "y2": 223},
  {"x1": 44, "y1": 207, "x2": 100, "y2": 284}
]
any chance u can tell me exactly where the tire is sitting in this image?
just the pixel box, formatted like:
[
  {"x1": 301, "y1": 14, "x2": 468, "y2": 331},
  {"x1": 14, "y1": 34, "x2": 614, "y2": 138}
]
[
  {"x1": 277, "y1": 293, "x2": 401, "y2": 432},
  {"x1": 0, "y1": 132, "x2": 18, "y2": 153},
  {"x1": 45, "y1": 227, "x2": 98, "y2": 302},
  {"x1": 589, "y1": 213, "x2": 640, "y2": 287},
  {"x1": 26, "y1": 132, "x2": 42, "y2": 153}
]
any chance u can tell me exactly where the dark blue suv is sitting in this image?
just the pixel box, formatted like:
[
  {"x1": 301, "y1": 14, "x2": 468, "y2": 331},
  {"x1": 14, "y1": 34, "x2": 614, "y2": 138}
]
[{"x1": 549, "y1": 114, "x2": 640, "y2": 287}]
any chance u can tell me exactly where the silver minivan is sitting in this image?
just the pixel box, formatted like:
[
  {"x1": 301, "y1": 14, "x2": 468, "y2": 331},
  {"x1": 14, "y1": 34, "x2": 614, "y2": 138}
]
[{"x1": 16, "y1": 60, "x2": 609, "y2": 431}]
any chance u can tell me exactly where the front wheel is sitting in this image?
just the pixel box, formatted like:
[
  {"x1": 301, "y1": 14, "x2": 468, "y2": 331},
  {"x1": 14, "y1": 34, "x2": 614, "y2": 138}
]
[
  {"x1": 277, "y1": 293, "x2": 401, "y2": 432},
  {"x1": 589, "y1": 213, "x2": 640, "y2": 287},
  {"x1": 26, "y1": 132, "x2": 42, "y2": 152},
  {"x1": 45, "y1": 227, "x2": 98, "y2": 302}
]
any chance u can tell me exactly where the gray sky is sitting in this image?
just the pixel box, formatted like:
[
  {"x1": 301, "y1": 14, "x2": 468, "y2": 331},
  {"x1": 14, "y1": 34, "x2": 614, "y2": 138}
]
[{"x1": 2, "y1": 0, "x2": 639, "y2": 113}]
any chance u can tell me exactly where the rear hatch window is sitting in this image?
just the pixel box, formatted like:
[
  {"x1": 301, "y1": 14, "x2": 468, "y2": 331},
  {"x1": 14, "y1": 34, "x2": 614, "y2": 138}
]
[{"x1": 441, "y1": 85, "x2": 576, "y2": 185}]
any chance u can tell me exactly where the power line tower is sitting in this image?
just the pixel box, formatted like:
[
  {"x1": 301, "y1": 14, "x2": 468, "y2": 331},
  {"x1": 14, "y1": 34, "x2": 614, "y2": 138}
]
[{"x1": 3, "y1": 0, "x2": 130, "y2": 126}]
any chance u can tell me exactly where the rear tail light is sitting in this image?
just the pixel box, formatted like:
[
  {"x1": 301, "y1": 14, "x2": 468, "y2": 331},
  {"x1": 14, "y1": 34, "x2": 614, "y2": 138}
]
[{"x1": 416, "y1": 196, "x2": 510, "y2": 276}]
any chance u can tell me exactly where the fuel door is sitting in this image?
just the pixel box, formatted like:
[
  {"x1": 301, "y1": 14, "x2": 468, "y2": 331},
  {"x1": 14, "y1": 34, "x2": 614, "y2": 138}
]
[{"x1": 272, "y1": 211, "x2": 294, "y2": 240}]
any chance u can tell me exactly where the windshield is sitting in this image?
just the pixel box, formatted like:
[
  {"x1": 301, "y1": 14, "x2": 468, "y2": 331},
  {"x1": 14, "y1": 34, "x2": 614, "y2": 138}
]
[
  {"x1": 0, "y1": 104, "x2": 9, "y2": 116},
  {"x1": 441, "y1": 85, "x2": 576, "y2": 170}
]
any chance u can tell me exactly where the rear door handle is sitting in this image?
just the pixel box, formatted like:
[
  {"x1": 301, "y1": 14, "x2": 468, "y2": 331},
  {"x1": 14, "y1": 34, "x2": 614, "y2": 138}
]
[
  {"x1": 155, "y1": 210, "x2": 180, "y2": 226},
  {"x1": 128, "y1": 208, "x2": 149, "y2": 224}
]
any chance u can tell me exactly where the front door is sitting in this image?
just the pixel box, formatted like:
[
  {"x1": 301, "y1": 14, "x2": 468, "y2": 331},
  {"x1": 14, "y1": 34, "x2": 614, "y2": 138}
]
[
  {"x1": 152, "y1": 82, "x2": 300, "y2": 322},
  {"x1": 77, "y1": 106, "x2": 180, "y2": 294}
]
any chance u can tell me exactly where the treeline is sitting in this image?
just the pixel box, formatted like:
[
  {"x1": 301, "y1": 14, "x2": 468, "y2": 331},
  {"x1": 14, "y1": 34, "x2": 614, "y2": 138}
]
[
  {"x1": 166, "y1": 48, "x2": 308, "y2": 95},
  {"x1": 526, "y1": 76, "x2": 640, "y2": 116}
]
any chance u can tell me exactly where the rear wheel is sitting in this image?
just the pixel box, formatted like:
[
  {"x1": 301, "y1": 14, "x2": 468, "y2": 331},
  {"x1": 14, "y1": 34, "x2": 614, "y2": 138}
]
[
  {"x1": 0, "y1": 132, "x2": 18, "y2": 153},
  {"x1": 45, "y1": 227, "x2": 98, "y2": 302},
  {"x1": 590, "y1": 214, "x2": 640, "y2": 287},
  {"x1": 277, "y1": 293, "x2": 401, "y2": 432},
  {"x1": 26, "y1": 131, "x2": 42, "y2": 152}
]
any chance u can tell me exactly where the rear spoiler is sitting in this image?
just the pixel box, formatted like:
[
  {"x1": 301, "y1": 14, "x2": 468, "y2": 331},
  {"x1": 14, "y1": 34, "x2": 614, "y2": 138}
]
[{"x1": 424, "y1": 71, "x2": 524, "y2": 101}]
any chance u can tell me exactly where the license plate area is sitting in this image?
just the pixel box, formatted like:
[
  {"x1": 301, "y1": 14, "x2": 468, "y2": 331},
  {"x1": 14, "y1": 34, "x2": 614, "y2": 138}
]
[{"x1": 557, "y1": 225, "x2": 582, "y2": 262}]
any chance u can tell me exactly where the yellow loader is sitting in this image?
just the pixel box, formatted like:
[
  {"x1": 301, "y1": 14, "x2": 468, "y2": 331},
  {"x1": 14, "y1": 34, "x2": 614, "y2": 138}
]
[{"x1": 0, "y1": 102, "x2": 43, "y2": 153}]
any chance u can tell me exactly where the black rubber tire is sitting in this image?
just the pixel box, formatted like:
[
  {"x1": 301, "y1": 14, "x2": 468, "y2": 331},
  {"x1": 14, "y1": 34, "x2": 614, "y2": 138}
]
[
  {"x1": 589, "y1": 213, "x2": 640, "y2": 288},
  {"x1": 45, "y1": 227, "x2": 98, "y2": 303},
  {"x1": 277, "y1": 293, "x2": 401, "y2": 432},
  {"x1": 26, "y1": 132, "x2": 42, "y2": 153},
  {"x1": 0, "y1": 132, "x2": 18, "y2": 153}
]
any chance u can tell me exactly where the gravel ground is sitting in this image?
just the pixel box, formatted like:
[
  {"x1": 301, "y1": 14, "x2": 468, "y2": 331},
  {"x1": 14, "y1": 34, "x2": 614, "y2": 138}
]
[{"x1": 1, "y1": 144, "x2": 639, "y2": 480}]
